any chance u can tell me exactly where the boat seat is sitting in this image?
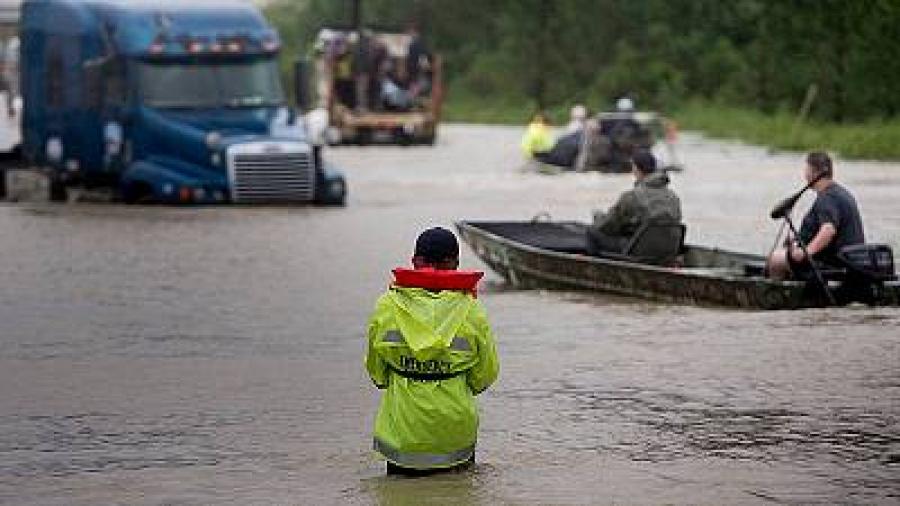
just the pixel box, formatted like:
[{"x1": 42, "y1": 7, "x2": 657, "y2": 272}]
[
  {"x1": 476, "y1": 221, "x2": 590, "y2": 254},
  {"x1": 621, "y1": 222, "x2": 686, "y2": 265},
  {"x1": 743, "y1": 260, "x2": 768, "y2": 277},
  {"x1": 592, "y1": 222, "x2": 685, "y2": 266}
]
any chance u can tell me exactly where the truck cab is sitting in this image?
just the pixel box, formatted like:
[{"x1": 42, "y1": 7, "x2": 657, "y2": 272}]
[{"x1": 19, "y1": 0, "x2": 346, "y2": 204}]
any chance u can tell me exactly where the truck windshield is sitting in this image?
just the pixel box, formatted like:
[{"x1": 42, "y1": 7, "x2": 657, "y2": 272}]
[{"x1": 139, "y1": 60, "x2": 284, "y2": 108}]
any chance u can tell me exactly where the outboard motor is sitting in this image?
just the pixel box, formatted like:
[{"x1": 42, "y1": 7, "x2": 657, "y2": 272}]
[
  {"x1": 836, "y1": 244, "x2": 897, "y2": 304},
  {"x1": 838, "y1": 244, "x2": 896, "y2": 281}
]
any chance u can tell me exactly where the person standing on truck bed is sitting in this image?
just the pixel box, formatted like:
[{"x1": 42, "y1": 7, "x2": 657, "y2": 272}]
[
  {"x1": 331, "y1": 36, "x2": 355, "y2": 108},
  {"x1": 405, "y1": 22, "x2": 431, "y2": 99},
  {"x1": 352, "y1": 30, "x2": 374, "y2": 112},
  {"x1": 367, "y1": 41, "x2": 389, "y2": 111},
  {"x1": 365, "y1": 227, "x2": 499, "y2": 475}
]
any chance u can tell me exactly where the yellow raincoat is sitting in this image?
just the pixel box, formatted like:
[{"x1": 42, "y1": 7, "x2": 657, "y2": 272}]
[
  {"x1": 520, "y1": 119, "x2": 554, "y2": 157},
  {"x1": 365, "y1": 285, "x2": 499, "y2": 469}
]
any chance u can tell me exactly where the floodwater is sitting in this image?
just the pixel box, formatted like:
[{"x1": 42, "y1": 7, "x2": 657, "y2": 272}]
[{"x1": 0, "y1": 125, "x2": 898, "y2": 505}]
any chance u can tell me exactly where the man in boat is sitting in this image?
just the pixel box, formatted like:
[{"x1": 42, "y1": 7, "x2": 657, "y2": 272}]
[
  {"x1": 533, "y1": 105, "x2": 590, "y2": 169},
  {"x1": 586, "y1": 150, "x2": 682, "y2": 258},
  {"x1": 600, "y1": 97, "x2": 642, "y2": 140},
  {"x1": 576, "y1": 98, "x2": 649, "y2": 172},
  {"x1": 767, "y1": 152, "x2": 865, "y2": 280},
  {"x1": 521, "y1": 111, "x2": 553, "y2": 159},
  {"x1": 521, "y1": 111, "x2": 554, "y2": 158},
  {"x1": 365, "y1": 227, "x2": 499, "y2": 475},
  {"x1": 565, "y1": 104, "x2": 588, "y2": 135}
]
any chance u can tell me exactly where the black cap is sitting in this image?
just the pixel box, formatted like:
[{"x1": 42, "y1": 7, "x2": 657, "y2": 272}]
[
  {"x1": 632, "y1": 150, "x2": 657, "y2": 174},
  {"x1": 414, "y1": 227, "x2": 459, "y2": 263}
]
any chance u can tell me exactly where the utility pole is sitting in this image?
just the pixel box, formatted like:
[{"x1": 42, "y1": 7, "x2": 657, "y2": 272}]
[
  {"x1": 351, "y1": 0, "x2": 361, "y2": 32},
  {"x1": 532, "y1": 0, "x2": 549, "y2": 111}
]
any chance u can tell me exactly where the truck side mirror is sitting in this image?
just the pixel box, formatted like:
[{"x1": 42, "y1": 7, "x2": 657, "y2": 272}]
[{"x1": 293, "y1": 58, "x2": 312, "y2": 112}]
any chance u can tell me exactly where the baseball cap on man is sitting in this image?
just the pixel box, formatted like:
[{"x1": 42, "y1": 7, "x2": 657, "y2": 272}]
[
  {"x1": 616, "y1": 97, "x2": 634, "y2": 112},
  {"x1": 414, "y1": 227, "x2": 459, "y2": 263},
  {"x1": 632, "y1": 150, "x2": 657, "y2": 174}
]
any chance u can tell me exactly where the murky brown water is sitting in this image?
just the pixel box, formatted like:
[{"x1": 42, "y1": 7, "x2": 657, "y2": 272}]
[{"x1": 1, "y1": 125, "x2": 898, "y2": 504}]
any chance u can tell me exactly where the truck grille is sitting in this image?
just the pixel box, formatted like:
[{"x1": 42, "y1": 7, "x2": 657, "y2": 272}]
[{"x1": 229, "y1": 152, "x2": 315, "y2": 203}]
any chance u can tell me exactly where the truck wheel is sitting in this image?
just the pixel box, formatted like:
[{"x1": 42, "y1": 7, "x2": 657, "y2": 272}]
[
  {"x1": 48, "y1": 175, "x2": 67, "y2": 202},
  {"x1": 325, "y1": 127, "x2": 342, "y2": 146},
  {"x1": 122, "y1": 182, "x2": 153, "y2": 204},
  {"x1": 391, "y1": 127, "x2": 412, "y2": 146},
  {"x1": 356, "y1": 128, "x2": 371, "y2": 146},
  {"x1": 0, "y1": 169, "x2": 6, "y2": 200},
  {"x1": 315, "y1": 178, "x2": 347, "y2": 206}
]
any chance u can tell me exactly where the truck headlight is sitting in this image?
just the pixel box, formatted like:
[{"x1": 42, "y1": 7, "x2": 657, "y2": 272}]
[{"x1": 205, "y1": 132, "x2": 222, "y2": 149}]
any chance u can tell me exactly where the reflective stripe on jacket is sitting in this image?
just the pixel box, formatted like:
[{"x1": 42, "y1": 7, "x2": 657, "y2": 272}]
[{"x1": 365, "y1": 286, "x2": 499, "y2": 469}]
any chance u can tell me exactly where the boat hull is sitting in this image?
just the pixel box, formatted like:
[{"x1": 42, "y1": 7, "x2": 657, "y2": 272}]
[{"x1": 456, "y1": 221, "x2": 900, "y2": 310}]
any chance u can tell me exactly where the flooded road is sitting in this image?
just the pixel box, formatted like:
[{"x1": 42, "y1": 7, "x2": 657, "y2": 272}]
[{"x1": 1, "y1": 125, "x2": 898, "y2": 504}]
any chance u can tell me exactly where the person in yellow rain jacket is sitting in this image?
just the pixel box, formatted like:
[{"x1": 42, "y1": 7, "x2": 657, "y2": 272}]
[
  {"x1": 520, "y1": 111, "x2": 554, "y2": 158},
  {"x1": 366, "y1": 227, "x2": 499, "y2": 475}
]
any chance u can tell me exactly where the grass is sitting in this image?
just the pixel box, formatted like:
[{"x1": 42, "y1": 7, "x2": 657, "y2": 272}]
[
  {"x1": 441, "y1": 92, "x2": 531, "y2": 125},
  {"x1": 442, "y1": 91, "x2": 900, "y2": 161},
  {"x1": 442, "y1": 91, "x2": 573, "y2": 126},
  {"x1": 673, "y1": 100, "x2": 900, "y2": 161}
]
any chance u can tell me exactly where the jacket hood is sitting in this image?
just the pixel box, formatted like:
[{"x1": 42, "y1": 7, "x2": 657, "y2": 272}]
[
  {"x1": 385, "y1": 287, "x2": 475, "y2": 359},
  {"x1": 639, "y1": 171, "x2": 670, "y2": 189}
]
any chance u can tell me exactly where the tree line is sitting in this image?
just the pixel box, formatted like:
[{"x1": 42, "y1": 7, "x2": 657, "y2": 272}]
[{"x1": 265, "y1": 0, "x2": 900, "y2": 123}]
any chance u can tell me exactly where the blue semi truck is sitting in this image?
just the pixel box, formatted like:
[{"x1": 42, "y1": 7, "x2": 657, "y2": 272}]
[{"x1": 15, "y1": 0, "x2": 346, "y2": 204}]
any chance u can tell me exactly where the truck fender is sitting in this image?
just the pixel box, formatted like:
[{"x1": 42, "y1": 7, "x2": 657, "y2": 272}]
[
  {"x1": 121, "y1": 158, "x2": 226, "y2": 203},
  {"x1": 315, "y1": 162, "x2": 347, "y2": 206}
]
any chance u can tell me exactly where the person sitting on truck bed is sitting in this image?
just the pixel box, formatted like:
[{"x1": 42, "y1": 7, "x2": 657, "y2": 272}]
[
  {"x1": 378, "y1": 60, "x2": 414, "y2": 111},
  {"x1": 587, "y1": 151, "x2": 682, "y2": 257},
  {"x1": 408, "y1": 55, "x2": 432, "y2": 102}
]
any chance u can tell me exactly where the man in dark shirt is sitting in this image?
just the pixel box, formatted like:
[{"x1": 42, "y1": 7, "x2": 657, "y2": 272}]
[{"x1": 768, "y1": 152, "x2": 865, "y2": 280}]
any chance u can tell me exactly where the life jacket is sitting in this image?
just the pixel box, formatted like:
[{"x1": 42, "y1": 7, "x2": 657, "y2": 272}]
[{"x1": 391, "y1": 267, "x2": 483, "y2": 298}]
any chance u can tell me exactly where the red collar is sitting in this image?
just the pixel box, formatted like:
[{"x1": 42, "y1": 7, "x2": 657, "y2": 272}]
[{"x1": 392, "y1": 267, "x2": 484, "y2": 297}]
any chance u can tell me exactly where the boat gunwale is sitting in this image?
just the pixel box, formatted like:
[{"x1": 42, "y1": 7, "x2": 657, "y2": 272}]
[{"x1": 455, "y1": 220, "x2": 804, "y2": 289}]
